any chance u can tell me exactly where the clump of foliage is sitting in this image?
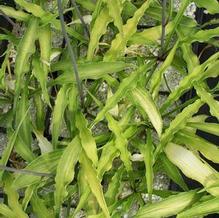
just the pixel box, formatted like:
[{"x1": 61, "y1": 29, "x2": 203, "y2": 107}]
[{"x1": 0, "y1": 0, "x2": 219, "y2": 217}]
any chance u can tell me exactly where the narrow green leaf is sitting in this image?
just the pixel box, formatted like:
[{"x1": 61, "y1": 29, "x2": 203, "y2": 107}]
[
  {"x1": 87, "y1": 6, "x2": 112, "y2": 60},
  {"x1": 135, "y1": 190, "x2": 199, "y2": 218},
  {"x1": 161, "y1": 57, "x2": 219, "y2": 112},
  {"x1": 0, "y1": 107, "x2": 30, "y2": 179},
  {"x1": 75, "y1": 126, "x2": 137, "y2": 215},
  {"x1": 195, "y1": 83, "x2": 219, "y2": 119},
  {"x1": 76, "y1": 168, "x2": 93, "y2": 216},
  {"x1": 107, "y1": 0, "x2": 123, "y2": 34},
  {"x1": 66, "y1": 84, "x2": 78, "y2": 137},
  {"x1": 187, "y1": 121, "x2": 219, "y2": 136},
  {"x1": 76, "y1": 0, "x2": 95, "y2": 11},
  {"x1": 194, "y1": 0, "x2": 219, "y2": 14},
  {"x1": 131, "y1": 87, "x2": 163, "y2": 137},
  {"x1": 3, "y1": 173, "x2": 28, "y2": 218},
  {"x1": 119, "y1": 106, "x2": 135, "y2": 128},
  {"x1": 145, "y1": 131, "x2": 154, "y2": 200},
  {"x1": 111, "y1": 194, "x2": 138, "y2": 217},
  {"x1": 150, "y1": 41, "x2": 179, "y2": 99},
  {"x1": 0, "y1": 33, "x2": 19, "y2": 45},
  {"x1": 104, "y1": 0, "x2": 153, "y2": 61},
  {"x1": 155, "y1": 99, "x2": 203, "y2": 157},
  {"x1": 178, "y1": 197, "x2": 219, "y2": 217},
  {"x1": 188, "y1": 114, "x2": 208, "y2": 123},
  {"x1": 33, "y1": 93, "x2": 46, "y2": 132},
  {"x1": 32, "y1": 57, "x2": 51, "y2": 106},
  {"x1": 39, "y1": 25, "x2": 51, "y2": 72},
  {"x1": 107, "y1": 87, "x2": 119, "y2": 117},
  {"x1": 33, "y1": 127, "x2": 53, "y2": 154},
  {"x1": 79, "y1": 151, "x2": 110, "y2": 218},
  {"x1": 106, "y1": 113, "x2": 132, "y2": 172},
  {"x1": 51, "y1": 85, "x2": 69, "y2": 148},
  {"x1": 13, "y1": 150, "x2": 63, "y2": 190},
  {"x1": 160, "y1": 153, "x2": 188, "y2": 191},
  {"x1": 22, "y1": 184, "x2": 36, "y2": 211},
  {"x1": 0, "y1": 5, "x2": 30, "y2": 21},
  {"x1": 74, "y1": 192, "x2": 98, "y2": 217},
  {"x1": 129, "y1": 22, "x2": 174, "y2": 45},
  {"x1": 91, "y1": 0, "x2": 105, "y2": 27},
  {"x1": 122, "y1": 1, "x2": 137, "y2": 19},
  {"x1": 15, "y1": 85, "x2": 34, "y2": 161},
  {"x1": 52, "y1": 61, "x2": 128, "y2": 84},
  {"x1": 164, "y1": 0, "x2": 190, "y2": 48},
  {"x1": 31, "y1": 191, "x2": 54, "y2": 218},
  {"x1": 94, "y1": 65, "x2": 148, "y2": 124},
  {"x1": 14, "y1": 17, "x2": 38, "y2": 108},
  {"x1": 14, "y1": 0, "x2": 85, "y2": 41},
  {"x1": 180, "y1": 41, "x2": 199, "y2": 73},
  {"x1": 14, "y1": 135, "x2": 35, "y2": 162},
  {"x1": 0, "y1": 203, "x2": 16, "y2": 217},
  {"x1": 137, "y1": 130, "x2": 154, "y2": 199},
  {"x1": 76, "y1": 111, "x2": 98, "y2": 166},
  {"x1": 54, "y1": 136, "x2": 81, "y2": 212},
  {"x1": 105, "y1": 167, "x2": 124, "y2": 206},
  {"x1": 38, "y1": 24, "x2": 51, "y2": 105},
  {"x1": 75, "y1": 136, "x2": 125, "y2": 214},
  {"x1": 165, "y1": 143, "x2": 219, "y2": 196},
  {"x1": 97, "y1": 141, "x2": 120, "y2": 178},
  {"x1": 15, "y1": 0, "x2": 47, "y2": 17},
  {"x1": 187, "y1": 27, "x2": 219, "y2": 43},
  {"x1": 176, "y1": 130, "x2": 219, "y2": 164},
  {"x1": 0, "y1": 45, "x2": 10, "y2": 89},
  {"x1": 15, "y1": 86, "x2": 31, "y2": 145}
]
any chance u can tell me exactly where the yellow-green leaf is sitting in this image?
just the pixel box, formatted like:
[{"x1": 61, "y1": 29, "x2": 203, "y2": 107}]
[
  {"x1": 194, "y1": 0, "x2": 219, "y2": 14},
  {"x1": 87, "y1": 6, "x2": 112, "y2": 60},
  {"x1": 195, "y1": 83, "x2": 219, "y2": 119},
  {"x1": 94, "y1": 65, "x2": 148, "y2": 124},
  {"x1": 31, "y1": 191, "x2": 54, "y2": 218},
  {"x1": 51, "y1": 85, "x2": 69, "y2": 148},
  {"x1": 14, "y1": 17, "x2": 38, "y2": 108},
  {"x1": 106, "y1": 113, "x2": 132, "y2": 172},
  {"x1": 107, "y1": 0, "x2": 123, "y2": 34},
  {"x1": 165, "y1": 143, "x2": 219, "y2": 196},
  {"x1": 131, "y1": 87, "x2": 163, "y2": 137},
  {"x1": 176, "y1": 130, "x2": 219, "y2": 164},
  {"x1": 150, "y1": 41, "x2": 179, "y2": 99},
  {"x1": 76, "y1": 111, "x2": 98, "y2": 166},
  {"x1": 3, "y1": 173, "x2": 28, "y2": 218},
  {"x1": 79, "y1": 151, "x2": 110, "y2": 218},
  {"x1": 52, "y1": 61, "x2": 128, "y2": 84},
  {"x1": 13, "y1": 150, "x2": 63, "y2": 190},
  {"x1": 187, "y1": 121, "x2": 219, "y2": 136},
  {"x1": 135, "y1": 190, "x2": 199, "y2": 218},
  {"x1": 155, "y1": 99, "x2": 203, "y2": 157},
  {"x1": 178, "y1": 197, "x2": 219, "y2": 217},
  {"x1": 54, "y1": 137, "x2": 81, "y2": 212},
  {"x1": 104, "y1": 0, "x2": 153, "y2": 61}
]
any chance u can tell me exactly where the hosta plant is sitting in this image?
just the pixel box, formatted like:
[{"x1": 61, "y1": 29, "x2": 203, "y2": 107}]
[{"x1": 0, "y1": 0, "x2": 219, "y2": 217}]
